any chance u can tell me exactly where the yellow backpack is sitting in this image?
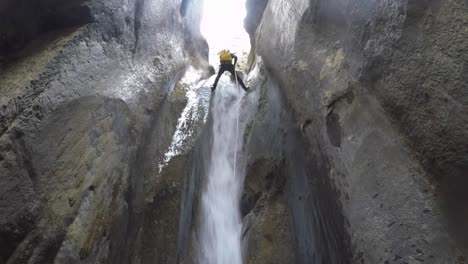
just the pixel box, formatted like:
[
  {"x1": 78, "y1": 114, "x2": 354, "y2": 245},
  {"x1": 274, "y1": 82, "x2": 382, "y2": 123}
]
[{"x1": 218, "y1": 50, "x2": 232, "y2": 62}]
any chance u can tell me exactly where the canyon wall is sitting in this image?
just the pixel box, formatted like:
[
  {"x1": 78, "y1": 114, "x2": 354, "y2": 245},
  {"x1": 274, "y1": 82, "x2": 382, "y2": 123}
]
[
  {"x1": 0, "y1": 0, "x2": 210, "y2": 263},
  {"x1": 243, "y1": 0, "x2": 468, "y2": 263},
  {"x1": 1, "y1": 0, "x2": 467, "y2": 263}
]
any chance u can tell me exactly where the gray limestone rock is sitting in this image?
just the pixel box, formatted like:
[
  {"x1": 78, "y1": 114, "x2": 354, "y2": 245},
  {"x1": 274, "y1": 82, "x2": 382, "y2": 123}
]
[
  {"x1": 2, "y1": 0, "x2": 467, "y2": 263},
  {"x1": 0, "y1": 0, "x2": 210, "y2": 263},
  {"x1": 244, "y1": 0, "x2": 468, "y2": 263}
]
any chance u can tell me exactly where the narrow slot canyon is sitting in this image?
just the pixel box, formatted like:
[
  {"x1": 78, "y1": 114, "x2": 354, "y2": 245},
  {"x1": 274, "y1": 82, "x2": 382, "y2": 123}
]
[{"x1": 0, "y1": 0, "x2": 467, "y2": 264}]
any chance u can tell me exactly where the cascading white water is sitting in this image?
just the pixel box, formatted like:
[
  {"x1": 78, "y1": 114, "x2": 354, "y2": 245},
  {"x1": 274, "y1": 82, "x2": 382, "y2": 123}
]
[{"x1": 198, "y1": 79, "x2": 245, "y2": 264}]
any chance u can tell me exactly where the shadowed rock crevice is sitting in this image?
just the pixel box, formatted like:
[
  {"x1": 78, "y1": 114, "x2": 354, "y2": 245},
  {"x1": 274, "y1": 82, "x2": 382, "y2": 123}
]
[
  {"x1": 133, "y1": 0, "x2": 146, "y2": 54},
  {"x1": 242, "y1": 159, "x2": 282, "y2": 218},
  {"x1": 326, "y1": 111, "x2": 342, "y2": 148},
  {"x1": 41, "y1": 3, "x2": 93, "y2": 33},
  {"x1": 235, "y1": 67, "x2": 351, "y2": 263},
  {"x1": 6, "y1": 228, "x2": 66, "y2": 264},
  {"x1": 0, "y1": 0, "x2": 93, "y2": 60},
  {"x1": 283, "y1": 126, "x2": 351, "y2": 264}
]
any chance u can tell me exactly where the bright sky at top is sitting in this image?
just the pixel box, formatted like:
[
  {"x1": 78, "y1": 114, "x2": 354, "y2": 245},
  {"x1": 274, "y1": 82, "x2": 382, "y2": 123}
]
[{"x1": 201, "y1": 0, "x2": 251, "y2": 65}]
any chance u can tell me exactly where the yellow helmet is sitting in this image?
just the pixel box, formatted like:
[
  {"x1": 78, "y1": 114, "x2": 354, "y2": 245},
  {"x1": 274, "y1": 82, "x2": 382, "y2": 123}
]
[
  {"x1": 218, "y1": 49, "x2": 230, "y2": 55},
  {"x1": 218, "y1": 49, "x2": 232, "y2": 62}
]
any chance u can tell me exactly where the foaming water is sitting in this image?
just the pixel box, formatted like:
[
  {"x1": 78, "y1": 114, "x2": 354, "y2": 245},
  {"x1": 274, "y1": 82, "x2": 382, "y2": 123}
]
[{"x1": 198, "y1": 80, "x2": 245, "y2": 264}]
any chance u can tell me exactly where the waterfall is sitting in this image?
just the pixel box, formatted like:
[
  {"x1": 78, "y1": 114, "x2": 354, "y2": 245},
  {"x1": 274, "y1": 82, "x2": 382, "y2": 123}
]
[{"x1": 198, "y1": 79, "x2": 245, "y2": 264}]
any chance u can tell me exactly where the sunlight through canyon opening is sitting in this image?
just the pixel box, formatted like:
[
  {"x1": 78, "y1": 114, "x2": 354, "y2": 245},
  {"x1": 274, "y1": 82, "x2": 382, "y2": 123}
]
[{"x1": 201, "y1": 0, "x2": 251, "y2": 66}]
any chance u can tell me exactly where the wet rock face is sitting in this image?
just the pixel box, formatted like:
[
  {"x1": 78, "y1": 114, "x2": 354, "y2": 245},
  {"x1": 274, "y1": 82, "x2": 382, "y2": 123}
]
[
  {"x1": 0, "y1": 0, "x2": 208, "y2": 262},
  {"x1": 246, "y1": 0, "x2": 468, "y2": 263},
  {"x1": 241, "y1": 68, "x2": 351, "y2": 263}
]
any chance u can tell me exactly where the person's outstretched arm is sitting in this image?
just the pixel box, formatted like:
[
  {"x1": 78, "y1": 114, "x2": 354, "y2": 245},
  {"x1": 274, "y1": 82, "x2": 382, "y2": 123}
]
[{"x1": 231, "y1": 54, "x2": 238, "y2": 66}]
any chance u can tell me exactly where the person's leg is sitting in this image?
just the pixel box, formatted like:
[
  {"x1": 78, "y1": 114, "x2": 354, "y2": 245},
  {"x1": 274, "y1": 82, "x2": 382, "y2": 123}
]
[
  {"x1": 236, "y1": 76, "x2": 249, "y2": 91},
  {"x1": 228, "y1": 66, "x2": 248, "y2": 91},
  {"x1": 212, "y1": 65, "x2": 227, "y2": 90}
]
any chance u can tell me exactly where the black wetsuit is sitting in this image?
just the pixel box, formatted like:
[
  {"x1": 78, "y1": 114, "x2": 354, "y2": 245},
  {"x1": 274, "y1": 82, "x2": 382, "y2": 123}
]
[{"x1": 212, "y1": 54, "x2": 248, "y2": 91}]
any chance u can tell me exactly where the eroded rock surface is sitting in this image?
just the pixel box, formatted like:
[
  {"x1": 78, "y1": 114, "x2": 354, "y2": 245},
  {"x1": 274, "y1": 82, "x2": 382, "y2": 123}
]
[
  {"x1": 0, "y1": 0, "x2": 210, "y2": 263},
  {"x1": 243, "y1": 0, "x2": 468, "y2": 263},
  {"x1": 2, "y1": 0, "x2": 467, "y2": 263}
]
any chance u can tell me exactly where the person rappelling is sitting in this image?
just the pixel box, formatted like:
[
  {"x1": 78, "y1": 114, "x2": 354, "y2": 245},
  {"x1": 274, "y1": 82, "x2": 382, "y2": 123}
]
[{"x1": 211, "y1": 49, "x2": 249, "y2": 92}]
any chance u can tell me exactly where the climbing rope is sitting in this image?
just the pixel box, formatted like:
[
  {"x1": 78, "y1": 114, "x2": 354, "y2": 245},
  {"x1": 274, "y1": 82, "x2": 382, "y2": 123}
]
[{"x1": 233, "y1": 69, "x2": 240, "y2": 180}]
